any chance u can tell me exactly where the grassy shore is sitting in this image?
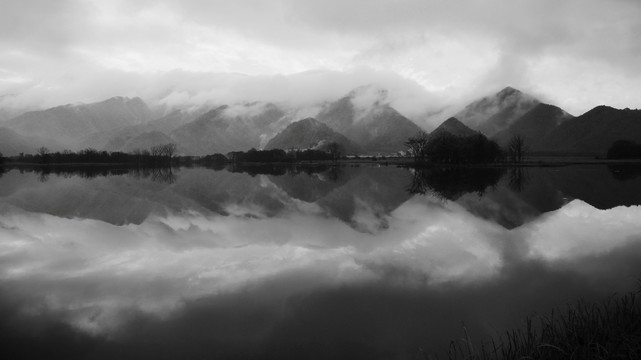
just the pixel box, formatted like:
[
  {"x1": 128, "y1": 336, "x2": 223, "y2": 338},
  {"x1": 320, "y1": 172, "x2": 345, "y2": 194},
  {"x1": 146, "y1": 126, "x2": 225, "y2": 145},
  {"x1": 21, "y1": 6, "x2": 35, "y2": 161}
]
[{"x1": 440, "y1": 286, "x2": 641, "y2": 360}]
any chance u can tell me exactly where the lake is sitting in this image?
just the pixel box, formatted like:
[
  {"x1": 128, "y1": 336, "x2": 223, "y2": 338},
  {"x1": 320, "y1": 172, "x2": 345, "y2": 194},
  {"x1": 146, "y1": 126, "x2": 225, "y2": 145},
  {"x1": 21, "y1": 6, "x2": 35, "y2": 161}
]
[{"x1": 1, "y1": 164, "x2": 641, "y2": 359}]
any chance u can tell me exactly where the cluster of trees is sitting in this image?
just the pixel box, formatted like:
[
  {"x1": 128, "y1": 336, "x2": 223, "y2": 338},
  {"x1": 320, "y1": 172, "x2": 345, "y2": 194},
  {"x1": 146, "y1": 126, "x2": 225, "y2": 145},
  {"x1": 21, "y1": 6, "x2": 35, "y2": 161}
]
[
  {"x1": 6, "y1": 144, "x2": 178, "y2": 165},
  {"x1": 227, "y1": 148, "x2": 288, "y2": 163},
  {"x1": 405, "y1": 131, "x2": 430, "y2": 162},
  {"x1": 607, "y1": 140, "x2": 641, "y2": 159},
  {"x1": 405, "y1": 131, "x2": 530, "y2": 164},
  {"x1": 405, "y1": 131, "x2": 504, "y2": 164},
  {"x1": 426, "y1": 133, "x2": 503, "y2": 163},
  {"x1": 148, "y1": 143, "x2": 178, "y2": 160}
]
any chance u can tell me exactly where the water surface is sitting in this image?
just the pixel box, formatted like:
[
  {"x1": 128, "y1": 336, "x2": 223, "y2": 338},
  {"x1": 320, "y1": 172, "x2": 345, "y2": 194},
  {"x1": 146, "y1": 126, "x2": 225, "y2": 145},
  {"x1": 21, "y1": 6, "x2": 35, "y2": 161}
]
[{"x1": 1, "y1": 164, "x2": 641, "y2": 359}]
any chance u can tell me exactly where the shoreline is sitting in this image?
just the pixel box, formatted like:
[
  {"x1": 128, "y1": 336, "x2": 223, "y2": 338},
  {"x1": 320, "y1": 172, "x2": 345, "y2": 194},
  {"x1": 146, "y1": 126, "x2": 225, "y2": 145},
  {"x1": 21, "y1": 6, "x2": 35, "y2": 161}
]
[{"x1": 3, "y1": 156, "x2": 641, "y2": 169}]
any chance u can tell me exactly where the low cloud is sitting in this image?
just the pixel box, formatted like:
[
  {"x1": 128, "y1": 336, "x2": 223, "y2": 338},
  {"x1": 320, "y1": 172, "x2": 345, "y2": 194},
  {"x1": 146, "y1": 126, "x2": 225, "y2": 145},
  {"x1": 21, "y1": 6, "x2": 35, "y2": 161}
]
[{"x1": 0, "y1": 68, "x2": 446, "y2": 127}]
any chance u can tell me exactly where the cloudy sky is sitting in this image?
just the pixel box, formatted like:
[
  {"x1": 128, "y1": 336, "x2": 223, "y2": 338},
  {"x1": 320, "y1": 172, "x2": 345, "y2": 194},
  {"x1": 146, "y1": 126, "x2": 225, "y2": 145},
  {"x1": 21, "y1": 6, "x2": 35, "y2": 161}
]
[{"x1": 1, "y1": 0, "x2": 640, "y2": 118}]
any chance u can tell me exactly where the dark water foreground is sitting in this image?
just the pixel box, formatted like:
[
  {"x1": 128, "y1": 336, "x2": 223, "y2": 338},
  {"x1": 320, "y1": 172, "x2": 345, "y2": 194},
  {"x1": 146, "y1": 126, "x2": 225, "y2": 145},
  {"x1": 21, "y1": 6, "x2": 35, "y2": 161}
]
[{"x1": 1, "y1": 164, "x2": 641, "y2": 359}]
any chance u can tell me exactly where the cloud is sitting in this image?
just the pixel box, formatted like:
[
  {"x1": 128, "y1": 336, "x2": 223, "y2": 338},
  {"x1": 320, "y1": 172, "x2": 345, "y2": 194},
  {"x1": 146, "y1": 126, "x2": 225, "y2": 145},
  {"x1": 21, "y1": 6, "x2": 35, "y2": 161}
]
[
  {"x1": 1, "y1": 0, "x2": 641, "y2": 122},
  {"x1": 521, "y1": 200, "x2": 641, "y2": 261},
  {"x1": 3, "y1": 197, "x2": 641, "y2": 358}
]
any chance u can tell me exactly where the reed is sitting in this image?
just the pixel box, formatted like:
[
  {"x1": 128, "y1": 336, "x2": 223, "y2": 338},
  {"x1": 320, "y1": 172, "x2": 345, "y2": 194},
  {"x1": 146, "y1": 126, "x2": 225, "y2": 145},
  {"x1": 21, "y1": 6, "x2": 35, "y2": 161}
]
[{"x1": 441, "y1": 286, "x2": 641, "y2": 360}]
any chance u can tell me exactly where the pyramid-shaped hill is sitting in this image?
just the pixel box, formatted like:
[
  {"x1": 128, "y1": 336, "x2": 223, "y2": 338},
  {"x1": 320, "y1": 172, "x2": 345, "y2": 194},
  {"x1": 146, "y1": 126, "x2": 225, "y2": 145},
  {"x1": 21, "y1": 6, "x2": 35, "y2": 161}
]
[
  {"x1": 264, "y1": 118, "x2": 361, "y2": 154},
  {"x1": 315, "y1": 86, "x2": 424, "y2": 154},
  {"x1": 492, "y1": 103, "x2": 573, "y2": 149},
  {"x1": 429, "y1": 117, "x2": 479, "y2": 139}
]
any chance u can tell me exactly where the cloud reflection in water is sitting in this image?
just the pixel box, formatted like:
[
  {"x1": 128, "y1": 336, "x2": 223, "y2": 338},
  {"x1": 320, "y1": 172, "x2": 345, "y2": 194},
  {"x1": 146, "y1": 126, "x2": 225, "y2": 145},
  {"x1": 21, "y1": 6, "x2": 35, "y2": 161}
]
[{"x1": 1, "y1": 165, "x2": 641, "y2": 358}]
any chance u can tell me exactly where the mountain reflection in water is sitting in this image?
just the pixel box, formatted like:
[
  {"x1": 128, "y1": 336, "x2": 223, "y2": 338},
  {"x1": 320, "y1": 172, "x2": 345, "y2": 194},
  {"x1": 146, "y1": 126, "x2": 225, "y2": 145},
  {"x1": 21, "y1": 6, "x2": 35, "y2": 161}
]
[{"x1": 1, "y1": 164, "x2": 641, "y2": 359}]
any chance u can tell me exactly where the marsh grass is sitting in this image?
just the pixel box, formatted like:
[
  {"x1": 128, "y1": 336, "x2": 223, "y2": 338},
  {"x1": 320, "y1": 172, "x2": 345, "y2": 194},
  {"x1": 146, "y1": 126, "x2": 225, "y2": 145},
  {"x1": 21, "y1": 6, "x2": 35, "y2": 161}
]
[{"x1": 440, "y1": 286, "x2": 641, "y2": 360}]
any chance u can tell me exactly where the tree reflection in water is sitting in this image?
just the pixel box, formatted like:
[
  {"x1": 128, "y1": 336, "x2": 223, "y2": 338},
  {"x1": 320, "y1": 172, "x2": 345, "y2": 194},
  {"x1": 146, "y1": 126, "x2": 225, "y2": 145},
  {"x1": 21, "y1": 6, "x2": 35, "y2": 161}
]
[
  {"x1": 9, "y1": 165, "x2": 178, "y2": 184},
  {"x1": 406, "y1": 166, "x2": 505, "y2": 200},
  {"x1": 508, "y1": 167, "x2": 530, "y2": 192}
]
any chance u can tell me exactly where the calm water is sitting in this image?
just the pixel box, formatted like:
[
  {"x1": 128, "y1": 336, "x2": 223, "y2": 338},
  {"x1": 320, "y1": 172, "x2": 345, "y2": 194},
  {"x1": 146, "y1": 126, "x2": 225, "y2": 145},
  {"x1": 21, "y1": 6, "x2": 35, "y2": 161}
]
[{"x1": 1, "y1": 164, "x2": 641, "y2": 359}]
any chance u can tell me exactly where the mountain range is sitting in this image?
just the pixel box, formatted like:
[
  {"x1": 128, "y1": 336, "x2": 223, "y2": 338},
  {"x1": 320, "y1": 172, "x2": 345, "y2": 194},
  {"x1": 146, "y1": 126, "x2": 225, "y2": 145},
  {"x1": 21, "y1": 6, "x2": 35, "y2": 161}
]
[
  {"x1": 1, "y1": 85, "x2": 639, "y2": 157},
  {"x1": 450, "y1": 87, "x2": 641, "y2": 155}
]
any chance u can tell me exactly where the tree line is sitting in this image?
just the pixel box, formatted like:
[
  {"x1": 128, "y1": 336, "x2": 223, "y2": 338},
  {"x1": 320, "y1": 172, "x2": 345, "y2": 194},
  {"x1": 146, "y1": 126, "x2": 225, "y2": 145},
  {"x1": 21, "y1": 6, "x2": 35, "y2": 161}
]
[
  {"x1": 1, "y1": 142, "x2": 344, "y2": 168},
  {"x1": 3, "y1": 144, "x2": 178, "y2": 165},
  {"x1": 199, "y1": 144, "x2": 343, "y2": 166}
]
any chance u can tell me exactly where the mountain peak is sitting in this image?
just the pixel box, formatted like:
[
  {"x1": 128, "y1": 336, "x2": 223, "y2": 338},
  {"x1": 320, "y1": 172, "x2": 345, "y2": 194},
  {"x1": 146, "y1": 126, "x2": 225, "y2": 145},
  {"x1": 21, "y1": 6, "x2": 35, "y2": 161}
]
[
  {"x1": 496, "y1": 86, "x2": 521, "y2": 97},
  {"x1": 282, "y1": 117, "x2": 327, "y2": 132},
  {"x1": 347, "y1": 84, "x2": 388, "y2": 100},
  {"x1": 102, "y1": 96, "x2": 138, "y2": 104},
  {"x1": 346, "y1": 85, "x2": 389, "y2": 111},
  {"x1": 298, "y1": 117, "x2": 318, "y2": 124},
  {"x1": 455, "y1": 86, "x2": 539, "y2": 136},
  {"x1": 441, "y1": 116, "x2": 465, "y2": 126}
]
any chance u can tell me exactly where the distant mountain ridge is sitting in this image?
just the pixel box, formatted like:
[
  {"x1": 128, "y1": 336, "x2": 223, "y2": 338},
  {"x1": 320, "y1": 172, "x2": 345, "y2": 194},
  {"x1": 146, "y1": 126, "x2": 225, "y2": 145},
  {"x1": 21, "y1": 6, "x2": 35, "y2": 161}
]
[
  {"x1": 493, "y1": 103, "x2": 574, "y2": 150},
  {"x1": 543, "y1": 106, "x2": 641, "y2": 154},
  {"x1": 5, "y1": 97, "x2": 153, "y2": 148},
  {"x1": 454, "y1": 87, "x2": 641, "y2": 155},
  {"x1": 78, "y1": 107, "x2": 210, "y2": 152},
  {"x1": 0, "y1": 127, "x2": 65, "y2": 156},
  {"x1": 169, "y1": 103, "x2": 287, "y2": 155}
]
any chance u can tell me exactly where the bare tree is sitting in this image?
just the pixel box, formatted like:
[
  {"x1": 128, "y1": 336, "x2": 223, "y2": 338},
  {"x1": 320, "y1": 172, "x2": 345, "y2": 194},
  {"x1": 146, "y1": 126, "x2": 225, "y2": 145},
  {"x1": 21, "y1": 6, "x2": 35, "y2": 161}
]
[
  {"x1": 404, "y1": 131, "x2": 429, "y2": 162},
  {"x1": 161, "y1": 143, "x2": 177, "y2": 159},
  {"x1": 36, "y1": 146, "x2": 49, "y2": 157},
  {"x1": 507, "y1": 135, "x2": 528, "y2": 163},
  {"x1": 150, "y1": 145, "x2": 163, "y2": 157},
  {"x1": 36, "y1": 146, "x2": 50, "y2": 164},
  {"x1": 150, "y1": 143, "x2": 177, "y2": 164},
  {"x1": 326, "y1": 141, "x2": 343, "y2": 162}
]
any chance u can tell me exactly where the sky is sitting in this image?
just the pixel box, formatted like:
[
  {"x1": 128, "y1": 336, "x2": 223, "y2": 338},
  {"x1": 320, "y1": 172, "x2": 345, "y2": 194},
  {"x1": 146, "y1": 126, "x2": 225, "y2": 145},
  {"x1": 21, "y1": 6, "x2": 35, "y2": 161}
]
[{"x1": 1, "y1": 0, "x2": 641, "y2": 121}]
